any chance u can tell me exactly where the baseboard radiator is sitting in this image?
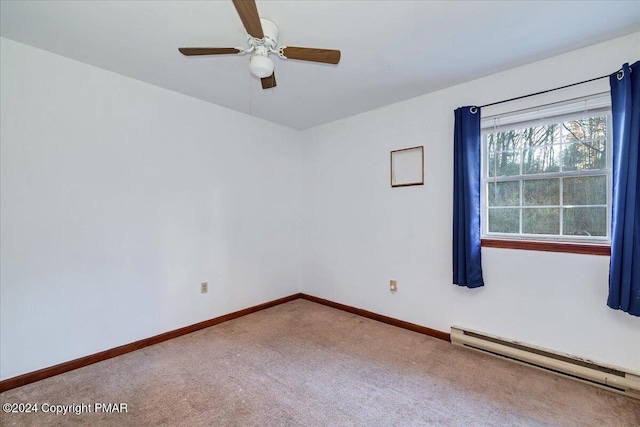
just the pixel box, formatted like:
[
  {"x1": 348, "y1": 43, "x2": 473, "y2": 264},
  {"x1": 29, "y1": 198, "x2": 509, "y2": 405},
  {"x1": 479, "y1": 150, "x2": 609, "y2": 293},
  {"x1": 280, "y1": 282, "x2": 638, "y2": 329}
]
[{"x1": 450, "y1": 326, "x2": 640, "y2": 399}]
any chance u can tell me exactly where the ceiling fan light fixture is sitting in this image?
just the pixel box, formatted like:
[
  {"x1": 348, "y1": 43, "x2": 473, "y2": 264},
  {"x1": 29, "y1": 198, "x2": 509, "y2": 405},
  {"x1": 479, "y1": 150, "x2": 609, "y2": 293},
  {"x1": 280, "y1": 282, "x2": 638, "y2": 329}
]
[{"x1": 249, "y1": 54, "x2": 274, "y2": 78}]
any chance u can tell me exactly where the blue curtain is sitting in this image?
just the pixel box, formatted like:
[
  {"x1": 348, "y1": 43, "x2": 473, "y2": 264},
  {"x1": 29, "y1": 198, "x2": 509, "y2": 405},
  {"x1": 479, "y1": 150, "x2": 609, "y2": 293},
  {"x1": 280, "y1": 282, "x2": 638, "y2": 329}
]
[
  {"x1": 453, "y1": 106, "x2": 484, "y2": 288},
  {"x1": 608, "y1": 61, "x2": 640, "y2": 316}
]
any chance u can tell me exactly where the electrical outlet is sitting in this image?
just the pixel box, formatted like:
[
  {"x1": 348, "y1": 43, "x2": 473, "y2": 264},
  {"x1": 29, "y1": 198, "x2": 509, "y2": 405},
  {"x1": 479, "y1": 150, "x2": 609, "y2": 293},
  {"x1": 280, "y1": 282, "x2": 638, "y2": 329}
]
[
  {"x1": 390, "y1": 280, "x2": 398, "y2": 292},
  {"x1": 201, "y1": 282, "x2": 208, "y2": 294}
]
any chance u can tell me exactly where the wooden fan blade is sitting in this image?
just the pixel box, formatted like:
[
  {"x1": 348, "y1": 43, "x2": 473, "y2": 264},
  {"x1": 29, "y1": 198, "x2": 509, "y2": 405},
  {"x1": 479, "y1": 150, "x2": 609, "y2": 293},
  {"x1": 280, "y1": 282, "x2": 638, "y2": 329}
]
[
  {"x1": 261, "y1": 73, "x2": 276, "y2": 89},
  {"x1": 281, "y1": 47, "x2": 341, "y2": 65},
  {"x1": 232, "y1": 0, "x2": 264, "y2": 39},
  {"x1": 179, "y1": 48, "x2": 241, "y2": 56}
]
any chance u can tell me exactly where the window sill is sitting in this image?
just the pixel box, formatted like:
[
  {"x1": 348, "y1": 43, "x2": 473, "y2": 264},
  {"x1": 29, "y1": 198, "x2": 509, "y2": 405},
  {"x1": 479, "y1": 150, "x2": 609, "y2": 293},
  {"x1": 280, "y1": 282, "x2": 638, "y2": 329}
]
[{"x1": 481, "y1": 239, "x2": 611, "y2": 256}]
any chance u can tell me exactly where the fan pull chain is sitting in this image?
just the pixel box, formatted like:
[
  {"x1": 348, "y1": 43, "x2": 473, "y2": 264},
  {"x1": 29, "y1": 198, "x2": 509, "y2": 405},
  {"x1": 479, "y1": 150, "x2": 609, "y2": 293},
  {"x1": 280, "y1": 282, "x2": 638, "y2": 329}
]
[{"x1": 249, "y1": 70, "x2": 253, "y2": 117}]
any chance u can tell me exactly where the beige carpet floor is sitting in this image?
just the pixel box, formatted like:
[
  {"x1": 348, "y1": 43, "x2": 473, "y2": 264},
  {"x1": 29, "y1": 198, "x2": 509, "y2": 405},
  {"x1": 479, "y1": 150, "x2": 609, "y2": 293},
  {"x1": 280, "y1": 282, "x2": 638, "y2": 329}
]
[{"x1": 1, "y1": 299, "x2": 639, "y2": 426}]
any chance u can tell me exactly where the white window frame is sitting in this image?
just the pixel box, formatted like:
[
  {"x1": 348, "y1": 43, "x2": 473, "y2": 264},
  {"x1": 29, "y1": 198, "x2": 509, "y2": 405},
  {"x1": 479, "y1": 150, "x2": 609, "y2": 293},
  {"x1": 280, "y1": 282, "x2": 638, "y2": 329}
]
[{"x1": 480, "y1": 93, "x2": 612, "y2": 244}]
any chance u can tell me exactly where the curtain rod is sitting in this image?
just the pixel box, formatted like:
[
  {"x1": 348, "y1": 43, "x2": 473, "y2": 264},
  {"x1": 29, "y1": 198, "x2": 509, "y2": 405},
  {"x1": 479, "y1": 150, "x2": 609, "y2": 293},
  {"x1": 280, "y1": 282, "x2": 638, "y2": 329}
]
[{"x1": 479, "y1": 74, "x2": 609, "y2": 109}]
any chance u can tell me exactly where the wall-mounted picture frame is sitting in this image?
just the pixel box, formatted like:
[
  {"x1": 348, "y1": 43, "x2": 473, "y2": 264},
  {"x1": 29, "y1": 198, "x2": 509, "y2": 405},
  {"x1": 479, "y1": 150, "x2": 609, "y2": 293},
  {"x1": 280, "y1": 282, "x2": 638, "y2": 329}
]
[{"x1": 390, "y1": 146, "x2": 424, "y2": 187}]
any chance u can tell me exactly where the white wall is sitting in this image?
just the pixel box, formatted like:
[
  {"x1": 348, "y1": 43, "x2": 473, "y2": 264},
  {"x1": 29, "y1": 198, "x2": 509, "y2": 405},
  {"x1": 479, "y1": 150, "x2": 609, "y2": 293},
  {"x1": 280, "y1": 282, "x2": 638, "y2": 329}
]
[
  {"x1": 301, "y1": 33, "x2": 640, "y2": 371},
  {"x1": 0, "y1": 38, "x2": 302, "y2": 380}
]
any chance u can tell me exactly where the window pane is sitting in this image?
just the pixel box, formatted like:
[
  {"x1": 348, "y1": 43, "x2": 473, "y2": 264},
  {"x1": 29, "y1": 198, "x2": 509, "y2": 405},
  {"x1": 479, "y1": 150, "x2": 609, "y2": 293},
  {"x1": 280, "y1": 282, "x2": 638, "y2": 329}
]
[
  {"x1": 488, "y1": 151, "x2": 520, "y2": 177},
  {"x1": 488, "y1": 130, "x2": 520, "y2": 152},
  {"x1": 523, "y1": 208, "x2": 559, "y2": 235},
  {"x1": 488, "y1": 181, "x2": 519, "y2": 206},
  {"x1": 563, "y1": 176, "x2": 606, "y2": 205},
  {"x1": 488, "y1": 208, "x2": 519, "y2": 233},
  {"x1": 562, "y1": 140, "x2": 606, "y2": 171},
  {"x1": 523, "y1": 145, "x2": 561, "y2": 174},
  {"x1": 520, "y1": 124, "x2": 559, "y2": 147},
  {"x1": 523, "y1": 179, "x2": 559, "y2": 206},
  {"x1": 563, "y1": 207, "x2": 607, "y2": 236},
  {"x1": 562, "y1": 117, "x2": 606, "y2": 142}
]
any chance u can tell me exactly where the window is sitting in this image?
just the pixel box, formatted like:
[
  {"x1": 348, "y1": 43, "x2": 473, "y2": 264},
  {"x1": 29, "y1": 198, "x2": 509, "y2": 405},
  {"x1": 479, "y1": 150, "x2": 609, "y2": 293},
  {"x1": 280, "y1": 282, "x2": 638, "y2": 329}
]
[{"x1": 481, "y1": 95, "x2": 611, "y2": 248}]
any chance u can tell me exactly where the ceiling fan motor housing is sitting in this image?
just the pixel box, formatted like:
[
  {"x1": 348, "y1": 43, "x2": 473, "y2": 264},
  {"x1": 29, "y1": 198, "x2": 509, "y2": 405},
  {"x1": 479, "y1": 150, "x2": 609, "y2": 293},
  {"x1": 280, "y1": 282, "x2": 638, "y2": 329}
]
[
  {"x1": 258, "y1": 19, "x2": 278, "y2": 48},
  {"x1": 247, "y1": 19, "x2": 278, "y2": 50}
]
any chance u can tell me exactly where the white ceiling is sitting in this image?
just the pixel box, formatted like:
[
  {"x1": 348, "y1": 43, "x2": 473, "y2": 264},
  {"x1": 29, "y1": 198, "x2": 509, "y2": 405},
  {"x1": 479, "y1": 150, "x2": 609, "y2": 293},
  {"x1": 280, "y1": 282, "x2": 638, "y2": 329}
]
[{"x1": 1, "y1": 1, "x2": 639, "y2": 130}]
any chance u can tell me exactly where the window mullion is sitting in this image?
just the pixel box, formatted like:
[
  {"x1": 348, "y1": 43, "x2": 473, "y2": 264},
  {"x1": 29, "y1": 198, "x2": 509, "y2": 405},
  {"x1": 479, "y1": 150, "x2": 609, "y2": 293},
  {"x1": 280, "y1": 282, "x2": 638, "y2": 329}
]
[
  {"x1": 519, "y1": 132, "x2": 523, "y2": 234},
  {"x1": 559, "y1": 177, "x2": 564, "y2": 237},
  {"x1": 559, "y1": 121, "x2": 564, "y2": 237},
  {"x1": 519, "y1": 180, "x2": 523, "y2": 234}
]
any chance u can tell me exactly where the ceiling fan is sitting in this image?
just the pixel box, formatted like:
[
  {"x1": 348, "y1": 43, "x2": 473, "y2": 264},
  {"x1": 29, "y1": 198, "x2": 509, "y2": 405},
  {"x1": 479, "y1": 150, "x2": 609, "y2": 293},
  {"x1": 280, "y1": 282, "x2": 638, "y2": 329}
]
[{"x1": 178, "y1": 0, "x2": 341, "y2": 89}]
